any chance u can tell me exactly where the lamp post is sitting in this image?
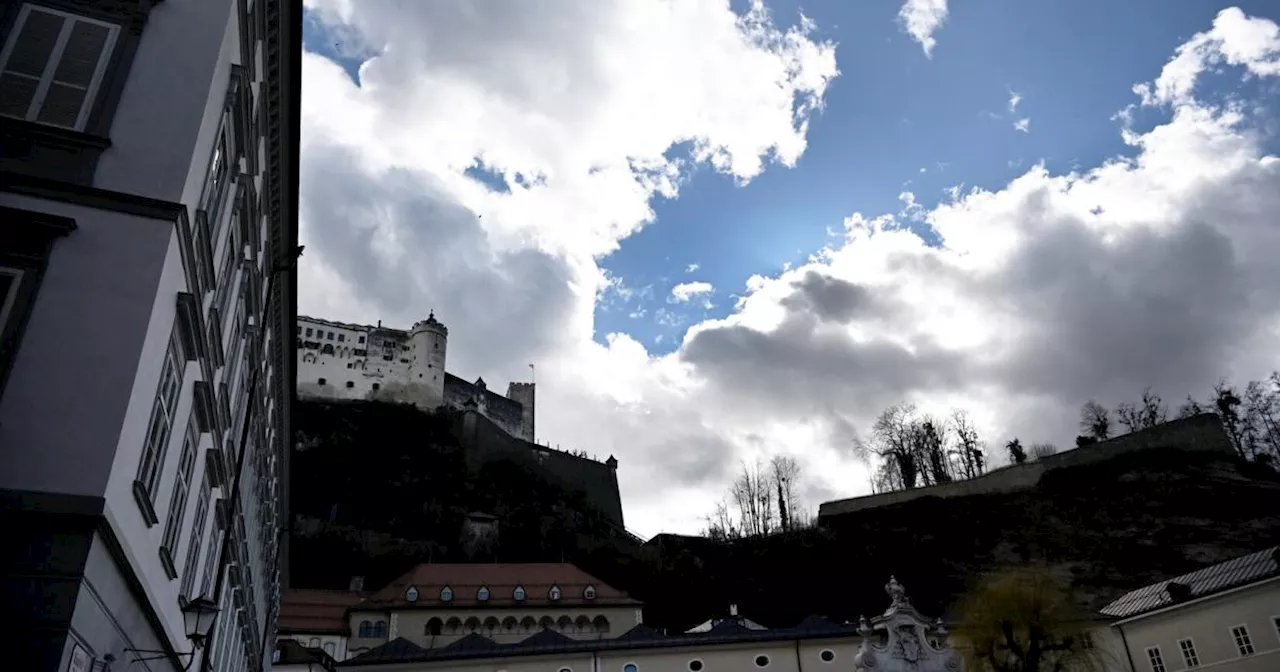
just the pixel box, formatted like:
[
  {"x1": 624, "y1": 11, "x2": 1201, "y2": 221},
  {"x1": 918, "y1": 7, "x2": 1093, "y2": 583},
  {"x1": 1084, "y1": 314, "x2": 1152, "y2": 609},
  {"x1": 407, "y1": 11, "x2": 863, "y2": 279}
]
[
  {"x1": 198, "y1": 244, "x2": 302, "y2": 672},
  {"x1": 123, "y1": 596, "x2": 220, "y2": 669}
]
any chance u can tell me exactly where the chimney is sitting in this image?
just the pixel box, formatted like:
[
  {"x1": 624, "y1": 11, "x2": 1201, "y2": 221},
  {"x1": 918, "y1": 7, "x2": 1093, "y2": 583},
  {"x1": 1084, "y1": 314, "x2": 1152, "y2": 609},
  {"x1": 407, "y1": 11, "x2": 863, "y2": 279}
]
[
  {"x1": 1165, "y1": 581, "x2": 1191, "y2": 603},
  {"x1": 377, "y1": 320, "x2": 382, "y2": 328},
  {"x1": 349, "y1": 576, "x2": 365, "y2": 592},
  {"x1": 729, "y1": 604, "x2": 739, "y2": 617}
]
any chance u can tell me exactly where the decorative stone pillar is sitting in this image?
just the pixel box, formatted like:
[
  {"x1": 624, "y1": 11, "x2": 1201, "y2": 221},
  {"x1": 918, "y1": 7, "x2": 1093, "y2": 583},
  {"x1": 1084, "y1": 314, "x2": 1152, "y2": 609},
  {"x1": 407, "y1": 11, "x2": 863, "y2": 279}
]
[{"x1": 853, "y1": 576, "x2": 961, "y2": 671}]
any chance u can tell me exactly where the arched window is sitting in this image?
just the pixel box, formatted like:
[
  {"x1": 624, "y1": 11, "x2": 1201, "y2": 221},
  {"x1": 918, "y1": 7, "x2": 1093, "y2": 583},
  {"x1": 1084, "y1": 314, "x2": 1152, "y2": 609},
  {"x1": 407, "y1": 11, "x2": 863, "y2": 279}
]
[
  {"x1": 520, "y1": 616, "x2": 537, "y2": 632},
  {"x1": 483, "y1": 616, "x2": 500, "y2": 632},
  {"x1": 445, "y1": 617, "x2": 462, "y2": 634},
  {"x1": 593, "y1": 615, "x2": 611, "y2": 633},
  {"x1": 502, "y1": 616, "x2": 518, "y2": 632},
  {"x1": 549, "y1": 585, "x2": 562, "y2": 601},
  {"x1": 557, "y1": 615, "x2": 573, "y2": 632},
  {"x1": 405, "y1": 586, "x2": 419, "y2": 602},
  {"x1": 623, "y1": 664, "x2": 639, "y2": 672},
  {"x1": 440, "y1": 585, "x2": 453, "y2": 602},
  {"x1": 477, "y1": 585, "x2": 490, "y2": 601},
  {"x1": 755, "y1": 655, "x2": 770, "y2": 668},
  {"x1": 464, "y1": 617, "x2": 481, "y2": 633},
  {"x1": 373, "y1": 621, "x2": 388, "y2": 637},
  {"x1": 575, "y1": 615, "x2": 591, "y2": 632},
  {"x1": 426, "y1": 618, "x2": 443, "y2": 637},
  {"x1": 513, "y1": 585, "x2": 526, "y2": 601},
  {"x1": 323, "y1": 642, "x2": 335, "y2": 657},
  {"x1": 583, "y1": 585, "x2": 597, "y2": 600},
  {"x1": 538, "y1": 616, "x2": 555, "y2": 631},
  {"x1": 308, "y1": 637, "x2": 320, "y2": 648},
  {"x1": 358, "y1": 620, "x2": 373, "y2": 637}
]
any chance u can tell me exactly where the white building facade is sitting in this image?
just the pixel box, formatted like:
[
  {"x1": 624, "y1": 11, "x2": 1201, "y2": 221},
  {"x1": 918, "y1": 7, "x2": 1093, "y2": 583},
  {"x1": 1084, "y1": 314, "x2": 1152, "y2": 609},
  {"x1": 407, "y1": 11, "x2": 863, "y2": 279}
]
[
  {"x1": 0, "y1": 1, "x2": 300, "y2": 671},
  {"x1": 296, "y1": 314, "x2": 536, "y2": 442}
]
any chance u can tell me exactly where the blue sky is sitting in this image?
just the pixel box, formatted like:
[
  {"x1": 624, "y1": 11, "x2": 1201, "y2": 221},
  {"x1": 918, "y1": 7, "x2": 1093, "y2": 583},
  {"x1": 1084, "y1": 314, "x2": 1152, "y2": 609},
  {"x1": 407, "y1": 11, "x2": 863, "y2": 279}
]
[{"x1": 584, "y1": 0, "x2": 1280, "y2": 351}]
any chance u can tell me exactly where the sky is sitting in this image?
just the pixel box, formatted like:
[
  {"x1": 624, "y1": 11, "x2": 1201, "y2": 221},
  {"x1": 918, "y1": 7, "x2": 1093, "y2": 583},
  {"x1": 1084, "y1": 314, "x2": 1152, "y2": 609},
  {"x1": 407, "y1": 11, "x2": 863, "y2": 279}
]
[{"x1": 297, "y1": 0, "x2": 1280, "y2": 537}]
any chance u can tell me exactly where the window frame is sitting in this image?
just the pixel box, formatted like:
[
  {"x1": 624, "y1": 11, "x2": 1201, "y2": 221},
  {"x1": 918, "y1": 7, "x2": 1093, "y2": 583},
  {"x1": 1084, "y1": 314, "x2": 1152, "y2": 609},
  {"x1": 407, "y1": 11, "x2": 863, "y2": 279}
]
[
  {"x1": 0, "y1": 207, "x2": 76, "y2": 402},
  {"x1": 1230, "y1": 624, "x2": 1255, "y2": 656},
  {"x1": 133, "y1": 325, "x2": 187, "y2": 526},
  {"x1": 1177, "y1": 637, "x2": 1199, "y2": 668},
  {"x1": 1145, "y1": 646, "x2": 1166, "y2": 672},
  {"x1": 0, "y1": 3, "x2": 121, "y2": 131},
  {"x1": 159, "y1": 413, "x2": 200, "y2": 578},
  {"x1": 179, "y1": 474, "x2": 212, "y2": 600}
]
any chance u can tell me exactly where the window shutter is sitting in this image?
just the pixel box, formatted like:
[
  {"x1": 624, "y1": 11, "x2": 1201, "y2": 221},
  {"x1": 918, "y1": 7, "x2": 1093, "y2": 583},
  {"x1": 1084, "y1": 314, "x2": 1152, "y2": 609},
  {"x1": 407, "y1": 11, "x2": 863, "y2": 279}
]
[
  {"x1": 37, "y1": 19, "x2": 112, "y2": 127},
  {"x1": 0, "y1": 9, "x2": 63, "y2": 119}
]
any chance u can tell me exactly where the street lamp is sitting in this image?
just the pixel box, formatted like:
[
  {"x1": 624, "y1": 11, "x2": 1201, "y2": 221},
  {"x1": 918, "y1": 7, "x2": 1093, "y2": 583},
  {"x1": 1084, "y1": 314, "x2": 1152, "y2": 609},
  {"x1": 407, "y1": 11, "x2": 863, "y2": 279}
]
[{"x1": 124, "y1": 596, "x2": 221, "y2": 669}]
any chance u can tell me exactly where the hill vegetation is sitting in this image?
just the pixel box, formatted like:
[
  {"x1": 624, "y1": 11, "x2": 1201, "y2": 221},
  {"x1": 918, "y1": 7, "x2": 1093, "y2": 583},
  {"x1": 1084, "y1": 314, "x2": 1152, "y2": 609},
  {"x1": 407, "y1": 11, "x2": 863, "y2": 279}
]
[{"x1": 288, "y1": 399, "x2": 1280, "y2": 633}]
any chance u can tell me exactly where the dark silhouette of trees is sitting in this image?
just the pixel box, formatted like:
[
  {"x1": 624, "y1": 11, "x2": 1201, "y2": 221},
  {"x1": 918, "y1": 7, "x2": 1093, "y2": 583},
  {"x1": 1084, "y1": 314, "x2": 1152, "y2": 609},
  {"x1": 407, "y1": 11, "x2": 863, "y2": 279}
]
[
  {"x1": 1115, "y1": 387, "x2": 1166, "y2": 434},
  {"x1": 1078, "y1": 400, "x2": 1111, "y2": 442},
  {"x1": 1006, "y1": 438, "x2": 1027, "y2": 465},
  {"x1": 705, "y1": 456, "x2": 810, "y2": 539},
  {"x1": 951, "y1": 410, "x2": 987, "y2": 479}
]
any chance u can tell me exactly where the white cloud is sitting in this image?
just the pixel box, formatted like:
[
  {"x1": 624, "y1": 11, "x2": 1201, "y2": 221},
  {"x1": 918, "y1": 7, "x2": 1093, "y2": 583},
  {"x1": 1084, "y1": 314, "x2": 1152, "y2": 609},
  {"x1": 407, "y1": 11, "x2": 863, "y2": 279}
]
[
  {"x1": 1013, "y1": 117, "x2": 1031, "y2": 133},
  {"x1": 300, "y1": 3, "x2": 1280, "y2": 537},
  {"x1": 1135, "y1": 7, "x2": 1280, "y2": 107},
  {"x1": 898, "y1": 0, "x2": 949, "y2": 57},
  {"x1": 1008, "y1": 91, "x2": 1022, "y2": 113},
  {"x1": 686, "y1": 263, "x2": 701, "y2": 273},
  {"x1": 671, "y1": 281, "x2": 715, "y2": 303}
]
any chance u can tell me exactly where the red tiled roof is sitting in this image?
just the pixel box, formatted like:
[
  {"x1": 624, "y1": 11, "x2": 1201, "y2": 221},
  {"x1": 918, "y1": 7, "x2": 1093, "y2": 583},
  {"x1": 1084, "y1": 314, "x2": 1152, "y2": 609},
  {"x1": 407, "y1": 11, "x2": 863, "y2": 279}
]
[
  {"x1": 278, "y1": 588, "x2": 364, "y2": 634},
  {"x1": 362, "y1": 563, "x2": 640, "y2": 609}
]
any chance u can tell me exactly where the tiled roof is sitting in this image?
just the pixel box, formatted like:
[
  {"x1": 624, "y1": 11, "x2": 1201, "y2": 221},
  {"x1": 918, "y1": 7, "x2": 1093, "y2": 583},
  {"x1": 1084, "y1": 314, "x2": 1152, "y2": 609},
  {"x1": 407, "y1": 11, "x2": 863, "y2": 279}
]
[
  {"x1": 278, "y1": 588, "x2": 364, "y2": 634},
  {"x1": 361, "y1": 563, "x2": 640, "y2": 609},
  {"x1": 1101, "y1": 546, "x2": 1280, "y2": 620},
  {"x1": 336, "y1": 616, "x2": 858, "y2": 667},
  {"x1": 346, "y1": 638, "x2": 427, "y2": 664}
]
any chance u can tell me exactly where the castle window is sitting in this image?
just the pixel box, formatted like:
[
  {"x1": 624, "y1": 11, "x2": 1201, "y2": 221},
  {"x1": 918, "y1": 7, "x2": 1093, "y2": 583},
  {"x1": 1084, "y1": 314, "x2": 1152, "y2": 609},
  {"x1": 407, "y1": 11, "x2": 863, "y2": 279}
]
[
  {"x1": 477, "y1": 586, "x2": 490, "y2": 601},
  {"x1": 346, "y1": 363, "x2": 351, "y2": 369},
  {"x1": 755, "y1": 655, "x2": 770, "y2": 668},
  {"x1": 406, "y1": 586, "x2": 419, "y2": 602},
  {"x1": 318, "y1": 378, "x2": 326, "y2": 385},
  {"x1": 584, "y1": 585, "x2": 596, "y2": 600},
  {"x1": 327, "y1": 332, "x2": 334, "y2": 340},
  {"x1": 549, "y1": 585, "x2": 561, "y2": 601},
  {"x1": 440, "y1": 586, "x2": 453, "y2": 602},
  {"x1": 372, "y1": 383, "x2": 380, "y2": 391},
  {"x1": 513, "y1": 585, "x2": 526, "y2": 601},
  {"x1": 297, "y1": 326, "x2": 301, "y2": 334},
  {"x1": 358, "y1": 620, "x2": 373, "y2": 637},
  {"x1": 345, "y1": 381, "x2": 354, "y2": 388},
  {"x1": 306, "y1": 328, "x2": 312, "y2": 336},
  {"x1": 359, "y1": 335, "x2": 365, "y2": 343},
  {"x1": 426, "y1": 618, "x2": 443, "y2": 637},
  {"x1": 1231, "y1": 625, "x2": 1254, "y2": 656},
  {"x1": 373, "y1": 621, "x2": 387, "y2": 637},
  {"x1": 338, "y1": 334, "x2": 345, "y2": 342}
]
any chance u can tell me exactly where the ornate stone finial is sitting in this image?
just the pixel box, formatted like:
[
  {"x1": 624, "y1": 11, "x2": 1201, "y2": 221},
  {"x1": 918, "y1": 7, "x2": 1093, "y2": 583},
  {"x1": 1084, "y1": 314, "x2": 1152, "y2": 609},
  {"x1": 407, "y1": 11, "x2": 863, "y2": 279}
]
[
  {"x1": 886, "y1": 575, "x2": 908, "y2": 607},
  {"x1": 858, "y1": 614, "x2": 872, "y2": 636},
  {"x1": 935, "y1": 617, "x2": 949, "y2": 637}
]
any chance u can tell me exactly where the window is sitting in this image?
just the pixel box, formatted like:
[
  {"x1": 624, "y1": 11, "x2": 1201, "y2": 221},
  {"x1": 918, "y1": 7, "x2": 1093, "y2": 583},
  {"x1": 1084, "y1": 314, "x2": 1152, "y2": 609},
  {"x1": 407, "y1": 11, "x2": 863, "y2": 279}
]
[
  {"x1": 755, "y1": 655, "x2": 770, "y2": 667},
  {"x1": 308, "y1": 638, "x2": 320, "y2": 648},
  {"x1": 1178, "y1": 638, "x2": 1199, "y2": 668},
  {"x1": 159, "y1": 415, "x2": 199, "y2": 577},
  {"x1": 477, "y1": 586, "x2": 490, "y2": 601},
  {"x1": 623, "y1": 664, "x2": 638, "y2": 672},
  {"x1": 306, "y1": 328, "x2": 313, "y2": 336},
  {"x1": 405, "y1": 586, "x2": 418, "y2": 602},
  {"x1": 212, "y1": 229, "x2": 239, "y2": 324},
  {"x1": 179, "y1": 476, "x2": 211, "y2": 599},
  {"x1": 317, "y1": 378, "x2": 326, "y2": 385},
  {"x1": 338, "y1": 334, "x2": 345, "y2": 342},
  {"x1": 373, "y1": 621, "x2": 387, "y2": 637},
  {"x1": 1231, "y1": 625, "x2": 1254, "y2": 656},
  {"x1": 323, "y1": 642, "x2": 335, "y2": 657},
  {"x1": 819, "y1": 650, "x2": 835, "y2": 663},
  {"x1": 359, "y1": 335, "x2": 365, "y2": 344},
  {"x1": 440, "y1": 586, "x2": 453, "y2": 602},
  {"x1": 0, "y1": 4, "x2": 120, "y2": 130},
  {"x1": 372, "y1": 383, "x2": 380, "y2": 391},
  {"x1": 327, "y1": 332, "x2": 334, "y2": 340},
  {"x1": 549, "y1": 585, "x2": 561, "y2": 601},
  {"x1": 358, "y1": 621, "x2": 373, "y2": 638},
  {"x1": 513, "y1": 585, "x2": 526, "y2": 601},
  {"x1": 584, "y1": 585, "x2": 596, "y2": 600},
  {"x1": 1146, "y1": 646, "x2": 1166, "y2": 672},
  {"x1": 135, "y1": 328, "x2": 186, "y2": 522},
  {"x1": 688, "y1": 661, "x2": 704, "y2": 672},
  {"x1": 200, "y1": 123, "x2": 233, "y2": 240},
  {"x1": 345, "y1": 381, "x2": 354, "y2": 388}
]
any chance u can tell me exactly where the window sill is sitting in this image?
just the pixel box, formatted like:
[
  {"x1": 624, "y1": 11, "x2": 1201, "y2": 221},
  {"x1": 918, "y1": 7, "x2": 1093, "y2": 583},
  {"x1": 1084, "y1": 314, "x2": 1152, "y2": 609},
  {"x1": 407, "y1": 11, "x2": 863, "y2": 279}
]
[
  {"x1": 159, "y1": 546, "x2": 178, "y2": 580},
  {"x1": 132, "y1": 480, "x2": 159, "y2": 527},
  {"x1": 0, "y1": 117, "x2": 111, "y2": 150}
]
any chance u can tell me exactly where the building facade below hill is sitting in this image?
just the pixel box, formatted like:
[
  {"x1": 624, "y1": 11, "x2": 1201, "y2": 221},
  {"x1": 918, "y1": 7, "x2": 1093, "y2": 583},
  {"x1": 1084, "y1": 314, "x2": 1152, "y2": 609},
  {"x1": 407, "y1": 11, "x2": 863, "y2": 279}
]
[{"x1": 296, "y1": 313, "x2": 535, "y2": 441}]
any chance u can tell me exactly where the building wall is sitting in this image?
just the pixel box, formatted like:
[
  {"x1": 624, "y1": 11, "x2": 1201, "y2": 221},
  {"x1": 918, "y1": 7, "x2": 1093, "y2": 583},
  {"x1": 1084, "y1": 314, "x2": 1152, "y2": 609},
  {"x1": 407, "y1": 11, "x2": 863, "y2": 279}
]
[
  {"x1": 281, "y1": 634, "x2": 348, "y2": 662},
  {"x1": 1113, "y1": 578, "x2": 1280, "y2": 672},
  {"x1": 388, "y1": 605, "x2": 642, "y2": 648},
  {"x1": 819, "y1": 414, "x2": 1235, "y2": 519}
]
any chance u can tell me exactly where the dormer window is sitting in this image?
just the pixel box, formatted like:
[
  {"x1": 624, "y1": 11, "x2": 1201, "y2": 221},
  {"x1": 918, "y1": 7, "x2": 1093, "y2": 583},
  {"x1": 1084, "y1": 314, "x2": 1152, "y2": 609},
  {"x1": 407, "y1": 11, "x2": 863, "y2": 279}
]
[
  {"x1": 440, "y1": 586, "x2": 453, "y2": 602},
  {"x1": 549, "y1": 585, "x2": 562, "y2": 601},
  {"x1": 513, "y1": 585, "x2": 526, "y2": 602},
  {"x1": 583, "y1": 585, "x2": 596, "y2": 600},
  {"x1": 477, "y1": 586, "x2": 490, "y2": 601},
  {"x1": 406, "y1": 586, "x2": 419, "y2": 602}
]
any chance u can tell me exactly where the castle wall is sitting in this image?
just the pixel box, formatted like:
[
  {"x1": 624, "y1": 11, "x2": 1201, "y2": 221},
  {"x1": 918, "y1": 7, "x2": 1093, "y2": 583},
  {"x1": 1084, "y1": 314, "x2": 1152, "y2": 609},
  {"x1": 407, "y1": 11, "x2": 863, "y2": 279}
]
[
  {"x1": 444, "y1": 374, "x2": 528, "y2": 441},
  {"x1": 507, "y1": 382, "x2": 536, "y2": 443},
  {"x1": 454, "y1": 411, "x2": 624, "y2": 527},
  {"x1": 818, "y1": 413, "x2": 1235, "y2": 520}
]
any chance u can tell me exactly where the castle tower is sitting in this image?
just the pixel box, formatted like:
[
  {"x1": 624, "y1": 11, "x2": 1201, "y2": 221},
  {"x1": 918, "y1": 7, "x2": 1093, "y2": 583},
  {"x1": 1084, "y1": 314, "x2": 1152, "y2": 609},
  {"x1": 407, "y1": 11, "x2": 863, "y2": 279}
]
[
  {"x1": 507, "y1": 381, "x2": 535, "y2": 443},
  {"x1": 409, "y1": 311, "x2": 448, "y2": 407}
]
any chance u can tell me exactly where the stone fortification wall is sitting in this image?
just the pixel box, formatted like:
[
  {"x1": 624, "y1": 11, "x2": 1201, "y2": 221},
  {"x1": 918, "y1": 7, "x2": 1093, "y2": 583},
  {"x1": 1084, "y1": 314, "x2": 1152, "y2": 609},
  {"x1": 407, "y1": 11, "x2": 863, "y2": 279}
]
[
  {"x1": 453, "y1": 410, "x2": 624, "y2": 527},
  {"x1": 818, "y1": 413, "x2": 1234, "y2": 520},
  {"x1": 443, "y1": 374, "x2": 527, "y2": 441}
]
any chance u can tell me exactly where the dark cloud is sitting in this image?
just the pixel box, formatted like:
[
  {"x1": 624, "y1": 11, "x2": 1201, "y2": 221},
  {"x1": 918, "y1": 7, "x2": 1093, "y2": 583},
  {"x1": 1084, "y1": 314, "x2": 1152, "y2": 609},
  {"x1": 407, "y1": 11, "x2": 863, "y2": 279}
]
[
  {"x1": 299, "y1": 141, "x2": 576, "y2": 384},
  {"x1": 779, "y1": 271, "x2": 880, "y2": 324}
]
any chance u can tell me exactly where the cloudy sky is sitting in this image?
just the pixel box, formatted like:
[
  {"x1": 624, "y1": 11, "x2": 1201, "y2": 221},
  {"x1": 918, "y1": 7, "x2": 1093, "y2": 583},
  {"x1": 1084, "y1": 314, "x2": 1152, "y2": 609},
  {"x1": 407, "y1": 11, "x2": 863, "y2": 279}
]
[{"x1": 297, "y1": 0, "x2": 1280, "y2": 537}]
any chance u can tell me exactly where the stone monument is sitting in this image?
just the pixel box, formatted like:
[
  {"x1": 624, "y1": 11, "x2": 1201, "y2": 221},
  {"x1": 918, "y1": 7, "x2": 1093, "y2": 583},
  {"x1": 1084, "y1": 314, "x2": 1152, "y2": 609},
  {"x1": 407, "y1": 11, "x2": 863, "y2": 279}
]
[{"x1": 854, "y1": 576, "x2": 961, "y2": 671}]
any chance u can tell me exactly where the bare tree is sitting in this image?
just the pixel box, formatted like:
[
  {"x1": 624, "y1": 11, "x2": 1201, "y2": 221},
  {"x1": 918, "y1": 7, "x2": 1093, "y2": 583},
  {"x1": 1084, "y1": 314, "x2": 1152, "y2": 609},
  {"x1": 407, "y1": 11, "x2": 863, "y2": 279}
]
[
  {"x1": 950, "y1": 409, "x2": 987, "y2": 479},
  {"x1": 1078, "y1": 400, "x2": 1111, "y2": 441},
  {"x1": 1243, "y1": 377, "x2": 1280, "y2": 465},
  {"x1": 1030, "y1": 443, "x2": 1058, "y2": 460},
  {"x1": 1115, "y1": 401, "x2": 1141, "y2": 434},
  {"x1": 851, "y1": 403, "x2": 925, "y2": 490},
  {"x1": 730, "y1": 460, "x2": 775, "y2": 537},
  {"x1": 1176, "y1": 395, "x2": 1206, "y2": 418},
  {"x1": 917, "y1": 417, "x2": 952, "y2": 484},
  {"x1": 703, "y1": 498, "x2": 740, "y2": 541},
  {"x1": 769, "y1": 455, "x2": 801, "y2": 532},
  {"x1": 1138, "y1": 387, "x2": 1167, "y2": 428},
  {"x1": 1213, "y1": 382, "x2": 1250, "y2": 458}
]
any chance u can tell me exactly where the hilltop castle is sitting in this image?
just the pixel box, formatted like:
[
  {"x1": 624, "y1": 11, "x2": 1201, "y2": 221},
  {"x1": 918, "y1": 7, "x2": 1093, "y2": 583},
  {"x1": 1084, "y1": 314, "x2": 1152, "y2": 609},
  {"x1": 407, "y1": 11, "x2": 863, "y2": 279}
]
[{"x1": 296, "y1": 312, "x2": 535, "y2": 442}]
